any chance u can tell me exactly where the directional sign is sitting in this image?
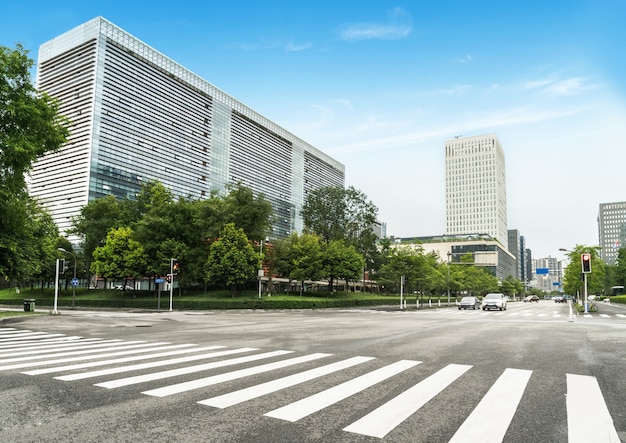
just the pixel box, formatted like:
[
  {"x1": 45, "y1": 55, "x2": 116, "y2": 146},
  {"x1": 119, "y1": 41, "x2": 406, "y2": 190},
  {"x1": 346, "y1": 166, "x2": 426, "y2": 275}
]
[
  {"x1": 71, "y1": 278, "x2": 79, "y2": 287},
  {"x1": 155, "y1": 278, "x2": 164, "y2": 284},
  {"x1": 536, "y1": 268, "x2": 549, "y2": 275}
]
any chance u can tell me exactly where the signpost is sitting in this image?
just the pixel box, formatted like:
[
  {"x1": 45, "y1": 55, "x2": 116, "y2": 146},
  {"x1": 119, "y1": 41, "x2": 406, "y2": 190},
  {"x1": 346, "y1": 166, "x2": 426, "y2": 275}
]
[{"x1": 155, "y1": 278, "x2": 164, "y2": 310}]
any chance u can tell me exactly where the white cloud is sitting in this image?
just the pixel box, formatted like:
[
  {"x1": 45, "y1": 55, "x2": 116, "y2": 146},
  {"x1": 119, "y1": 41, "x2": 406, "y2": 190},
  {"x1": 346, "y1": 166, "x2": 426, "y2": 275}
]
[
  {"x1": 452, "y1": 53, "x2": 474, "y2": 64},
  {"x1": 285, "y1": 41, "x2": 313, "y2": 52},
  {"x1": 338, "y1": 7, "x2": 412, "y2": 41}
]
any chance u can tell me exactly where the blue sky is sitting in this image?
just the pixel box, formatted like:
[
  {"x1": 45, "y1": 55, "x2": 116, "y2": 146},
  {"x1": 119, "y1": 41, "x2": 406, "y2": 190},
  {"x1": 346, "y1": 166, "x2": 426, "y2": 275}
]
[{"x1": 2, "y1": 1, "x2": 625, "y2": 259}]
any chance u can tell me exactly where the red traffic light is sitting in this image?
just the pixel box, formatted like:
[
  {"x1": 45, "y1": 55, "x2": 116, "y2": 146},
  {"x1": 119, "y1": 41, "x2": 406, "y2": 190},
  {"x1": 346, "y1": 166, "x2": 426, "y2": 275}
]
[{"x1": 581, "y1": 253, "x2": 591, "y2": 273}]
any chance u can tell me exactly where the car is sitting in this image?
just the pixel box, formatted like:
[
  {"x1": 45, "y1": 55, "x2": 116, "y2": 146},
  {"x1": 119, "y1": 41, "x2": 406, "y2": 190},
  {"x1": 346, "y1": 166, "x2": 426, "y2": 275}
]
[
  {"x1": 114, "y1": 285, "x2": 134, "y2": 291},
  {"x1": 524, "y1": 295, "x2": 539, "y2": 303},
  {"x1": 553, "y1": 295, "x2": 565, "y2": 303},
  {"x1": 482, "y1": 293, "x2": 507, "y2": 311},
  {"x1": 458, "y1": 296, "x2": 481, "y2": 310}
]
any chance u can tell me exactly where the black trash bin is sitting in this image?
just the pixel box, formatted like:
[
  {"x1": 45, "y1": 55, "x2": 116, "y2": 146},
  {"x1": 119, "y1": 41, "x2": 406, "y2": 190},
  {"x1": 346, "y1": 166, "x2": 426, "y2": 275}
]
[{"x1": 23, "y1": 299, "x2": 35, "y2": 312}]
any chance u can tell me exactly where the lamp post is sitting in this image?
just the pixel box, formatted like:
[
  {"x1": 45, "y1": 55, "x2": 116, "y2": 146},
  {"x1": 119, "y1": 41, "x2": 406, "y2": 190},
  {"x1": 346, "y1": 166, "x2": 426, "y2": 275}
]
[
  {"x1": 258, "y1": 238, "x2": 268, "y2": 298},
  {"x1": 58, "y1": 247, "x2": 77, "y2": 308},
  {"x1": 447, "y1": 251, "x2": 451, "y2": 306}
]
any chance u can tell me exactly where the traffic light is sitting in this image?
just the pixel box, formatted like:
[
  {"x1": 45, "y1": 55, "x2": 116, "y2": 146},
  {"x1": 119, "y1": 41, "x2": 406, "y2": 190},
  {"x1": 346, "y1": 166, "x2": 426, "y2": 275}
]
[
  {"x1": 173, "y1": 261, "x2": 180, "y2": 273},
  {"x1": 581, "y1": 253, "x2": 591, "y2": 273},
  {"x1": 58, "y1": 259, "x2": 66, "y2": 274}
]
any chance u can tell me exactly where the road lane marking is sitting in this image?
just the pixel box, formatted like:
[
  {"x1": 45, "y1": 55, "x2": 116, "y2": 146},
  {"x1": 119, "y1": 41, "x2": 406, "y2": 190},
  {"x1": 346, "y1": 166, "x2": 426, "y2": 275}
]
[
  {"x1": 53, "y1": 347, "x2": 255, "y2": 380},
  {"x1": 24, "y1": 344, "x2": 221, "y2": 375},
  {"x1": 0, "y1": 336, "x2": 85, "y2": 349},
  {"x1": 0, "y1": 342, "x2": 163, "y2": 370},
  {"x1": 0, "y1": 332, "x2": 65, "y2": 342},
  {"x1": 0, "y1": 339, "x2": 119, "y2": 356},
  {"x1": 343, "y1": 363, "x2": 472, "y2": 438},
  {"x1": 616, "y1": 314, "x2": 626, "y2": 318},
  {"x1": 0, "y1": 340, "x2": 141, "y2": 362},
  {"x1": 265, "y1": 360, "x2": 421, "y2": 422},
  {"x1": 142, "y1": 352, "x2": 331, "y2": 397},
  {"x1": 448, "y1": 368, "x2": 532, "y2": 443},
  {"x1": 200, "y1": 356, "x2": 376, "y2": 409},
  {"x1": 567, "y1": 374, "x2": 620, "y2": 443},
  {"x1": 599, "y1": 314, "x2": 610, "y2": 318},
  {"x1": 96, "y1": 350, "x2": 295, "y2": 389}
]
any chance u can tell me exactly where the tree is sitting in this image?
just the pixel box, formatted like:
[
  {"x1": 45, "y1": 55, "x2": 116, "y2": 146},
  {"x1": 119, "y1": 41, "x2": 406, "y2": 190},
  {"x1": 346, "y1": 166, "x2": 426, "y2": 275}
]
[
  {"x1": 0, "y1": 44, "x2": 69, "y2": 282},
  {"x1": 562, "y1": 245, "x2": 605, "y2": 297},
  {"x1": 223, "y1": 182, "x2": 273, "y2": 242},
  {"x1": 324, "y1": 240, "x2": 365, "y2": 293},
  {"x1": 205, "y1": 223, "x2": 259, "y2": 296},
  {"x1": 289, "y1": 232, "x2": 325, "y2": 295},
  {"x1": 500, "y1": 275, "x2": 524, "y2": 299},
  {"x1": 301, "y1": 185, "x2": 378, "y2": 257},
  {"x1": 91, "y1": 227, "x2": 147, "y2": 291}
]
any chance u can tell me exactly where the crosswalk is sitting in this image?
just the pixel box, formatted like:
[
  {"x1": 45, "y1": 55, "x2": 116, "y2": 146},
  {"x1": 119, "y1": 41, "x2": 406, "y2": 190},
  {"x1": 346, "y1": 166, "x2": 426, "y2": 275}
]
[
  {"x1": 342, "y1": 307, "x2": 626, "y2": 320},
  {"x1": 0, "y1": 327, "x2": 620, "y2": 442}
]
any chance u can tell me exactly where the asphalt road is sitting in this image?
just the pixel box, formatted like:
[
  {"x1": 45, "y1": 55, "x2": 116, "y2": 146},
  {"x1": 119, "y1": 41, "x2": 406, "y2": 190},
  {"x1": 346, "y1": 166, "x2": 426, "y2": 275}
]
[{"x1": 1, "y1": 301, "x2": 624, "y2": 443}]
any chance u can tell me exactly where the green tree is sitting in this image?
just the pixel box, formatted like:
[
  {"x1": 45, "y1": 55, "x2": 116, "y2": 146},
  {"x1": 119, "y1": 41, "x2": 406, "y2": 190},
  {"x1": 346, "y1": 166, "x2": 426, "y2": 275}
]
[
  {"x1": 500, "y1": 275, "x2": 524, "y2": 298},
  {"x1": 323, "y1": 240, "x2": 365, "y2": 293},
  {"x1": 91, "y1": 227, "x2": 147, "y2": 291},
  {"x1": 562, "y1": 245, "x2": 605, "y2": 297},
  {"x1": 301, "y1": 185, "x2": 378, "y2": 256},
  {"x1": 289, "y1": 232, "x2": 325, "y2": 295},
  {"x1": 0, "y1": 44, "x2": 69, "y2": 282},
  {"x1": 204, "y1": 223, "x2": 259, "y2": 296},
  {"x1": 223, "y1": 182, "x2": 273, "y2": 242}
]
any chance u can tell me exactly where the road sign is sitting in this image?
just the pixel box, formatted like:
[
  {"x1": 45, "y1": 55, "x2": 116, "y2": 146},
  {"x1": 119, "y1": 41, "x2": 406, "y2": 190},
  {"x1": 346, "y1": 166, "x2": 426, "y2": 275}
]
[
  {"x1": 155, "y1": 278, "x2": 164, "y2": 284},
  {"x1": 71, "y1": 278, "x2": 79, "y2": 287},
  {"x1": 536, "y1": 268, "x2": 549, "y2": 275}
]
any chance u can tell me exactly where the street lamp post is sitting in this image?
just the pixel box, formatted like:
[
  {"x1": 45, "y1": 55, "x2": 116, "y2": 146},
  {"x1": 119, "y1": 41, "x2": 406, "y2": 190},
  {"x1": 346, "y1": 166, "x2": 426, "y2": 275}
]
[
  {"x1": 447, "y1": 251, "x2": 451, "y2": 306},
  {"x1": 58, "y1": 247, "x2": 77, "y2": 308},
  {"x1": 258, "y1": 238, "x2": 268, "y2": 298}
]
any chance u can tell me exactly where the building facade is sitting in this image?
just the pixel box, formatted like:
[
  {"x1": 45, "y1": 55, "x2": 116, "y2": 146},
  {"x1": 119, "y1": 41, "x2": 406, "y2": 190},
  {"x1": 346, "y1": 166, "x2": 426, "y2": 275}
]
[
  {"x1": 444, "y1": 134, "x2": 508, "y2": 248},
  {"x1": 29, "y1": 17, "x2": 344, "y2": 243},
  {"x1": 598, "y1": 201, "x2": 626, "y2": 265}
]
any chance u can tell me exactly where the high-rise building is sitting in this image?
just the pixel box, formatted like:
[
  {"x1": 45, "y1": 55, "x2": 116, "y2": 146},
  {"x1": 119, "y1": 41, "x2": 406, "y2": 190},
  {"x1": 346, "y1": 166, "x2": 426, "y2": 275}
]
[
  {"x1": 444, "y1": 134, "x2": 508, "y2": 248},
  {"x1": 29, "y1": 17, "x2": 344, "y2": 244},
  {"x1": 598, "y1": 201, "x2": 626, "y2": 265}
]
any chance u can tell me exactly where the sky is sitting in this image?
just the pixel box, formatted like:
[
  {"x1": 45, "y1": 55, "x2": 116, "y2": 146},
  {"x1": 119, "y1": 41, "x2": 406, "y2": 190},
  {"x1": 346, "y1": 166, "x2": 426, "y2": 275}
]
[{"x1": 2, "y1": 0, "x2": 625, "y2": 260}]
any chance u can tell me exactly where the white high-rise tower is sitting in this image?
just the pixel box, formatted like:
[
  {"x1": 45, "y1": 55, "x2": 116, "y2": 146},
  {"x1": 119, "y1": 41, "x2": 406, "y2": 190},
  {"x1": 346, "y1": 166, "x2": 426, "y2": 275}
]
[{"x1": 445, "y1": 134, "x2": 508, "y2": 247}]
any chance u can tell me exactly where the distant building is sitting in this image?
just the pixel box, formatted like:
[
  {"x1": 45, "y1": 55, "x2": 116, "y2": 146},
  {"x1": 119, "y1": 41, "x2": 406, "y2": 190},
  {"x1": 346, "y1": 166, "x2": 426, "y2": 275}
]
[
  {"x1": 531, "y1": 257, "x2": 561, "y2": 292},
  {"x1": 507, "y1": 230, "x2": 529, "y2": 283},
  {"x1": 391, "y1": 234, "x2": 516, "y2": 282},
  {"x1": 597, "y1": 201, "x2": 626, "y2": 265},
  {"x1": 445, "y1": 134, "x2": 508, "y2": 249},
  {"x1": 29, "y1": 17, "x2": 344, "y2": 243}
]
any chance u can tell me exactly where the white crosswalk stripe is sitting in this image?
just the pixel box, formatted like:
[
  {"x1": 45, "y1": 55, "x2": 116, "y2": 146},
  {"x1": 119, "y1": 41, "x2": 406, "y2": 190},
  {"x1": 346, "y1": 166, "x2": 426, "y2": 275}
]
[
  {"x1": 449, "y1": 368, "x2": 532, "y2": 442},
  {"x1": 0, "y1": 327, "x2": 621, "y2": 441},
  {"x1": 343, "y1": 364, "x2": 472, "y2": 438},
  {"x1": 264, "y1": 359, "x2": 421, "y2": 422},
  {"x1": 199, "y1": 356, "x2": 376, "y2": 409},
  {"x1": 567, "y1": 374, "x2": 620, "y2": 443},
  {"x1": 53, "y1": 347, "x2": 256, "y2": 380}
]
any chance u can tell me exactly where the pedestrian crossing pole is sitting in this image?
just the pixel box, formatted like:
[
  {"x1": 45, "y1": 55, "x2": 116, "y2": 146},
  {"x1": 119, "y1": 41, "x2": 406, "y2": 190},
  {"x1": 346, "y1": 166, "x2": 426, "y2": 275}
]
[{"x1": 52, "y1": 259, "x2": 61, "y2": 315}]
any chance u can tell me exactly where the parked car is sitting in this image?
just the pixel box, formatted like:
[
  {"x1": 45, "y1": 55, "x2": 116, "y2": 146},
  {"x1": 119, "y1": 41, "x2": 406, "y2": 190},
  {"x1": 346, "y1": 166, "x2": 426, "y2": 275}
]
[
  {"x1": 482, "y1": 293, "x2": 507, "y2": 311},
  {"x1": 458, "y1": 296, "x2": 481, "y2": 310},
  {"x1": 524, "y1": 295, "x2": 539, "y2": 303},
  {"x1": 114, "y1": 285, "x2": 134, "y2": 291},
  {"x1": 553, "y1": 295, "x2": 565, "y2": 303}
]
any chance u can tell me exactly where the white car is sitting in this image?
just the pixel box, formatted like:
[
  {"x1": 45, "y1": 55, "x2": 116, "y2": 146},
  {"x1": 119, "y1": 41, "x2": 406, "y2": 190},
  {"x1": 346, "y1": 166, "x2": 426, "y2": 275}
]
[{"x1": 482, "y1": 293, "x2": 507, "y2": 311}]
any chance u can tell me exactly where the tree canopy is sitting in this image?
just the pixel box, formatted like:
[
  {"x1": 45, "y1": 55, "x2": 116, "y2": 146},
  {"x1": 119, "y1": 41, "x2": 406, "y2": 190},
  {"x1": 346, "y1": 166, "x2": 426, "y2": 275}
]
[{"x1": 0, "y1": 44, "x2": 69, "y2": 283}]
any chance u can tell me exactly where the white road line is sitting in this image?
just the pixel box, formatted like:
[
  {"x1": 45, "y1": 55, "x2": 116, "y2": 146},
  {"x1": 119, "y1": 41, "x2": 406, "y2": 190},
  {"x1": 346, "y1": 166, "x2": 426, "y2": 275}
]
[
  {"x1": 553, "y1": 314, "x2": 561, "y2": 318},
  {"x1": 567, "y1": 374, "x2": 620, "y2": 443},
  {"x1": 343, "y1": 363, "x2": 472, "y2": 438},
  {"x1": 599, "y1": 314, "x2": 610, "y2": 318},
  {"x1": 0, "y1": 340, "x2": 150, "y2": 364},
  {"x1": 199, "y1": 356, "x2": 376, "y2": 409},
  {"x1": 265, "y1": 360, "x2": 421, "y2": 422},
  {"x1": 141, "y1": 352, "x2": 331, "y2": 397},
  {"x1": 25, "y1": 344, "x2": 219, "y2": 375},
  {"x1": 584, "y1": 314, "x2": 592, "y2": 318},
  {"x1": 616, "y1": 314, "x2": 626, "y2": 318},
  {"x1": 448, "y1": 368, "x2": 532, "y2": 443},
  {"x1": 0, "y1": 328, "x2": 20, "y2": 333},
  {"x1": 96, "y1": 350, "x2": 295, "y2": 389},
  {"x1": 0, "y1": 342, "x2": 169, "y2": 370},
  {"x1": 0, "y1": 339, "x2": 124, "y2": 358},
  {"x1": 53, "y1": 347, "x2": 254, "y2": 380},
  {"x1": 0, "y1": 332, "x2": 65, "y2": 342},
  {"x1": 538, "y1": 314, "x2": 546, "y2": 317},
  {"x1": 0, "y1": 336, "x2": 84, "y2": 348}
]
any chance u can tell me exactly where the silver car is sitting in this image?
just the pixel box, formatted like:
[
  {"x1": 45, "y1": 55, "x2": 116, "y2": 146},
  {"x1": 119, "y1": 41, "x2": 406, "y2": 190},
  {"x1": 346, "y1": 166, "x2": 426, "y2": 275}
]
[
  {"x1": 458, "y1": 296, "x2": 481, "y2": 310},
  {"x1": 481, "y1": 293, "x2": 507, "y2": 311}
]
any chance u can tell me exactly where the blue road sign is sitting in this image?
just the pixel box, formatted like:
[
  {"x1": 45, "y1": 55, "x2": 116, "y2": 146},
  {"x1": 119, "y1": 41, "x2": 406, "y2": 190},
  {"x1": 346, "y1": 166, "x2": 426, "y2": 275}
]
[
  {"x1": 155, "y1": 278, "x2": 164, "y2": 284},
  {"x1": 71, "y1": 278, "x2": 79, "y2": 286},
  {"x1": 536, "y1": 268, "x2": 549, "y2": 275}
]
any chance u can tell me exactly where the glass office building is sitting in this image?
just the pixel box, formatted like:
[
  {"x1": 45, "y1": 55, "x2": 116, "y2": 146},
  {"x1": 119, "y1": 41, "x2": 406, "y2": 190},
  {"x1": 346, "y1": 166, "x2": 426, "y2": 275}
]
[
  {"x1": 29, "y1": 17, "x2": 344, "y2": 243},
  {"x1": 444, "y1": 134, "x2": 508, "y2": 248},
  {"x1": 598, "y1": 201, "x2": 626, "y2": 265}
]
